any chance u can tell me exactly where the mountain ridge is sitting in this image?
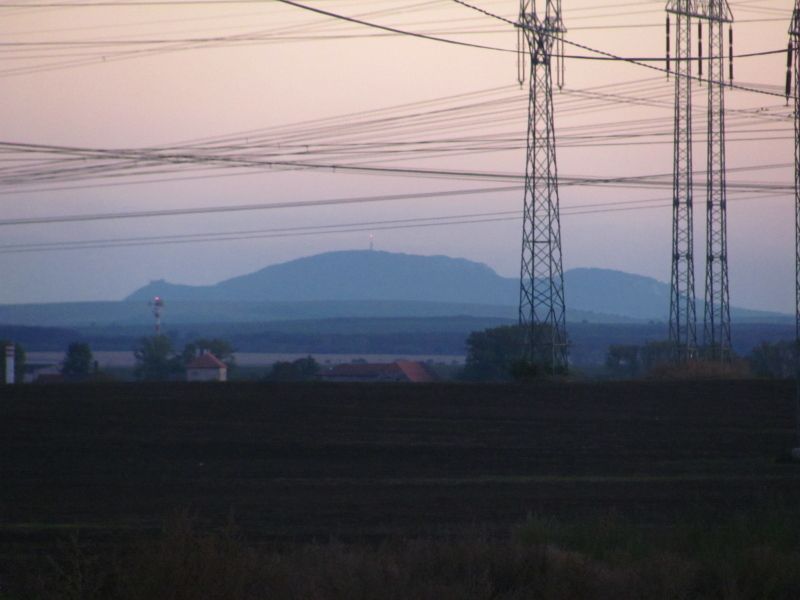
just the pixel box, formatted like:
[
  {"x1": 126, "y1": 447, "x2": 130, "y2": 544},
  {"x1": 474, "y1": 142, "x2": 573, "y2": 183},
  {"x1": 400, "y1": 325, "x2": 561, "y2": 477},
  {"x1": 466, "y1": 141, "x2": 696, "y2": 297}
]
[
  {"x1": 127, "y1": 250, "x2": 518, "y2": 305},
  {"x1": 124, "y1": 249, "x2": 786, "y2": 323}
]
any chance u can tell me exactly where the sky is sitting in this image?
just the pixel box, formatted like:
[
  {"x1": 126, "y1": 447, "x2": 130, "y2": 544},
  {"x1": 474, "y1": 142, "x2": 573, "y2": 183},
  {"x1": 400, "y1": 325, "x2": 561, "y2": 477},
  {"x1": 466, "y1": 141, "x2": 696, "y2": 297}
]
[{"x1": 0, "y1": 0, "x2": 795, "y2": 313}]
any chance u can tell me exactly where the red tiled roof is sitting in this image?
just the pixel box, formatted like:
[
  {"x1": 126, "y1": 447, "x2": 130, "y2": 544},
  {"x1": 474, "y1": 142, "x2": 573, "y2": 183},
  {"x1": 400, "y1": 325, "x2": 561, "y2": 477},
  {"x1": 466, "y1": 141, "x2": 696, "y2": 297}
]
[
  {"x1": 186, "y1": 353, "x2": 227, "y2": 370},
  {"x1": 324, "y1": 361, "x2": 435, "y2": 382},
  {"x1": 325, "y1": 363, "x2": 403, "y2": 378},
  {"x1": 395, "y1": 360, "x2": 436, "y2": 383}
]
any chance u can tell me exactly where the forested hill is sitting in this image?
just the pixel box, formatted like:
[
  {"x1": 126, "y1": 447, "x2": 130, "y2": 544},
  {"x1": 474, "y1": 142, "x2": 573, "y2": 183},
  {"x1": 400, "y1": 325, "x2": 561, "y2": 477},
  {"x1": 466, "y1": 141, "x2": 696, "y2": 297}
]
[
  {"x1": 125, "y1": 250, "x2": 786, "y2": 323},
  {"x1": 127, "y1": 250, "x2": 519, "y2": 306}
]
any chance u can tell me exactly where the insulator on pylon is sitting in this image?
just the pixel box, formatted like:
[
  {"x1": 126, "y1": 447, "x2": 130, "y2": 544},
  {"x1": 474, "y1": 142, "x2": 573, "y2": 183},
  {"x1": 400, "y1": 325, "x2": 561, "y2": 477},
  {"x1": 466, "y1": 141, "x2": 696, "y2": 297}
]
[
  {"x1": 666, "y1": 16, "x2": 671, "y2": 78},
  {"x1": 517, "y1": 26, "x2": 525, "y2": 86},
  {"x1": 787, "y1": 42, "x2": 794, "y2": 101},
  {"x1": 729, "y1": 26, "x2": 734, "y2": 84},
  {"x1": 698, "y1": 21, "x2": 703, "y2": 81}
]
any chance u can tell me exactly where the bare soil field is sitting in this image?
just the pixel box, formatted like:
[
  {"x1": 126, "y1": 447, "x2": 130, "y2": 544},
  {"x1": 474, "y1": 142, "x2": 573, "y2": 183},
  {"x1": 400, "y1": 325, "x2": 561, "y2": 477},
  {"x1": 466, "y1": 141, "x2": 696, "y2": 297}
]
[{"x1": 1, "y1": 379, "x2": 799, "y2": 582}]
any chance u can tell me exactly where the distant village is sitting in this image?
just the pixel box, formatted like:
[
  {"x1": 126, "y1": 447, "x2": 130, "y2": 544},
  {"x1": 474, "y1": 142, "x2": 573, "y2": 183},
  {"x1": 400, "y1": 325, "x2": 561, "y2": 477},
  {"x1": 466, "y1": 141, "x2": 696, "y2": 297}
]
[{"x1": 1, "y1": 295, "x2": 444, "y2": 385}]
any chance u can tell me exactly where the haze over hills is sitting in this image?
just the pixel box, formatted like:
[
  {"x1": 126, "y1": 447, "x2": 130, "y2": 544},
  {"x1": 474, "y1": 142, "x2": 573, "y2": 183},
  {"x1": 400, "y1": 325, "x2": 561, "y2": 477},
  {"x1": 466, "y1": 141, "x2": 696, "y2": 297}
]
[
  {"x1": 125, "y1": 250, "x2": 784, "y2": 323},
  {"x1": 0, "y1": 250, "x2": 792, "y2": 361},
  {"x1": 0, "y1": 250, "x2": 788, "y2": 328},
  {"x1": 126, "y1": 251, "x2": 519, "y2": 306}
]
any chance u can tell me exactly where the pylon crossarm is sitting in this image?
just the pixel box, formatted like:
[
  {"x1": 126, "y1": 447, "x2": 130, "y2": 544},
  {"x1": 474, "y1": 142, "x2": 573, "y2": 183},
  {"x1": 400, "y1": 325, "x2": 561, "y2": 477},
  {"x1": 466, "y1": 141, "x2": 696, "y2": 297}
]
[{"x1": 666, "y1": 0, "x2": 732, "y2": 23}]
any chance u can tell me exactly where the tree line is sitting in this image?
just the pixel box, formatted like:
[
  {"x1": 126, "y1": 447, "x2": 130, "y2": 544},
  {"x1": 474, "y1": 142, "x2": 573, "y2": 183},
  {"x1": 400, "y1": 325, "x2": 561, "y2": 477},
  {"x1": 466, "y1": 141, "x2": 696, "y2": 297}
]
[
  {"x1": 8, "y1": 327, "x2": 800, "y2": 384},
  {"x1": 461, "y1": 325, "x2": 800, "y2": 381}
]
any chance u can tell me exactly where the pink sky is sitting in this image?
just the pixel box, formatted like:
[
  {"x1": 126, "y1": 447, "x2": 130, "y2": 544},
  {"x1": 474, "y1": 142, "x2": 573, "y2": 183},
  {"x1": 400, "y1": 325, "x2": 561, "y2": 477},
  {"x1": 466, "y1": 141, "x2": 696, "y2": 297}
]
[{"x1": 0, "y1": 0, "x2": 795, "y2": 312}]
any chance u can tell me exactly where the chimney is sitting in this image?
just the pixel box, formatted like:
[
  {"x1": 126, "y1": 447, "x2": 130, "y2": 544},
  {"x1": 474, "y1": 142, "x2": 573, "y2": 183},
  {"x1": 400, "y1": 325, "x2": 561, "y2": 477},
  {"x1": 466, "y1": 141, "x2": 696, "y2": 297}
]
[{"x1": 5, "y1": 343, "x2": 14, "y2": 384}]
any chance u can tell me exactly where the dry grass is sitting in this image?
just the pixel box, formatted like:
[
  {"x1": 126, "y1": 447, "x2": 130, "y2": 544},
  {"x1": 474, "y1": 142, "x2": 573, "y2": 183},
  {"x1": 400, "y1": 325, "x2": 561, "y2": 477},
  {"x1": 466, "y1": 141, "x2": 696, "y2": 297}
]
[
  {"x1": 13, "y1": 510, "x2": 800, "y2": 600},
  {"x1": 647, "y1": 358, "x2": 752, "y2": 380}
]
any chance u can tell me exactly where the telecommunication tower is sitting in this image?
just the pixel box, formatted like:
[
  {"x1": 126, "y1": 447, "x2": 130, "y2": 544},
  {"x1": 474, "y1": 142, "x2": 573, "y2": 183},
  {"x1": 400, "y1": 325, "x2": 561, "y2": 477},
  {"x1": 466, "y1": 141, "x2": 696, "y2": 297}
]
[
  {"x1": 517, "y1": 0, "x2": 568, "y2": 372},
  {"x1": 151, "y1": 296, "x2": 164, "y2": 335},
  {"x1": 665, "y1": 0, "x2": 732, "y2": 362}
]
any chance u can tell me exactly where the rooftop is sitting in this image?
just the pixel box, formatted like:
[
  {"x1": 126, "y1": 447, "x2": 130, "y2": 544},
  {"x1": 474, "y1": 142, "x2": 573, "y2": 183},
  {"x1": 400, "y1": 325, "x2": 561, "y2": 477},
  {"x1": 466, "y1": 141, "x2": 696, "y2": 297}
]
[{"x1": 186, "y1": 352, "x2": 227, "y2": 370}]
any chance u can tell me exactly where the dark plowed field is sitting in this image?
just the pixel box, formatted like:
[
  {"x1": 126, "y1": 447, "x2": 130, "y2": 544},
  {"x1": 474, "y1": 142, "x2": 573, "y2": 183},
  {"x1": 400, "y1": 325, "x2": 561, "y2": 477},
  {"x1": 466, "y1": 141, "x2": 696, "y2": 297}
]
[{"x1": 2, "y1": 380, "x2": 799, "y2": 556}]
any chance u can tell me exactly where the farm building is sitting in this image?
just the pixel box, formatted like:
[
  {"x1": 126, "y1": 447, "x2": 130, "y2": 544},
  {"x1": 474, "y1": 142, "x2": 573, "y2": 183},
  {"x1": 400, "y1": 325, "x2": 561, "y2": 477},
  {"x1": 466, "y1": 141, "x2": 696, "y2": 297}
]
[
  {"x1": 186, "y1": 352, "x2": 227, "y2": 382},
  {"x1": 321, "y1": 360, "x2": 435, "y2": 383}
]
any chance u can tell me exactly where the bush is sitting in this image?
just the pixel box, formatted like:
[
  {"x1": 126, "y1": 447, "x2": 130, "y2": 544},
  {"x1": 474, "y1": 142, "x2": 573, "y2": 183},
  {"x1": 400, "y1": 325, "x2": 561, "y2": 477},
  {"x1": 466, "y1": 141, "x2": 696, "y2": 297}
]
[
  {"x1": 749, "y1": 340, "x2": 797, "y2": 379},
  {"x1": 647, "y1": 358, "x2": 751, "y2": 380},
  {"x1": 461, "y1": 325, "x2": 566, "y2": 381},
  {"x1": 61, "y1": 342, "x2": 94, "y2": 379},
  {"x1": 25, "y1": 509, "x2": 800, "y2": 600},
  {"x1": 266, "y1": 356, "x2": 320, "y2": 381}
]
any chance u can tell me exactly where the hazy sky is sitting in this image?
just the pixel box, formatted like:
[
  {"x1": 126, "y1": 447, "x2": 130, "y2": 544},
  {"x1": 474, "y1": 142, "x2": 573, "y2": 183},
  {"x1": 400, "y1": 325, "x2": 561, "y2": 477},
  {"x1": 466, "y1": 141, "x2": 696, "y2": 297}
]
[{"x1": 0, "y1": 0, "x2": 795, "y2": 312}]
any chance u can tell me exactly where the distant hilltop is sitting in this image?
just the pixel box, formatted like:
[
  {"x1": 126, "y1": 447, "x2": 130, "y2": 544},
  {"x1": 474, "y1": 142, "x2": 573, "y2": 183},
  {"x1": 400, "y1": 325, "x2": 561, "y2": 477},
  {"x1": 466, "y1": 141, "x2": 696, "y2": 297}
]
[
  {"x1": 125, "y1": 250, "x2": 784, "y2": 324},
  {"x1": 126, "y1": 250, "x2": 517, "y2": 306},
  {"x1": 0, "y1": 250, "x2": 790, "y2": 356}
]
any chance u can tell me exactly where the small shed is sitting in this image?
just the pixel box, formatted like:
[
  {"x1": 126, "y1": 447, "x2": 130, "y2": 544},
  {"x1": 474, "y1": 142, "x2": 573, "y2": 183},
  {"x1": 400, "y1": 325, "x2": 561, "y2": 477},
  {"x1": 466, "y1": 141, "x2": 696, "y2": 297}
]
[{"x1": 186, "y1": 352, "x2": 227, "y2": 382}]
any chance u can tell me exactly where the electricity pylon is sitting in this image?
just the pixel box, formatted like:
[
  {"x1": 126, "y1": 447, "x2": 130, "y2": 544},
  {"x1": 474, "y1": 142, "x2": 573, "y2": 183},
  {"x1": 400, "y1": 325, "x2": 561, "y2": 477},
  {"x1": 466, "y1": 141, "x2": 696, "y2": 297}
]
[
  {"x1": 790, "y1": 2, "x2": 800, "y2": 351},
  {"x1": 517, "y1": 0, "x2": 568, "y2": 372},
  {"x1": 665, "y1": 0, "x2": 732, "y2": 363},
  {"x1": 702, "y1": 1, "x2": 733, "y2": 361},
  {"x1": 666, "y1": 0, "x2": 698, "y2": 363},
  {"x1": 788, "y1": 0, "x2": 800, "y2": 446}
]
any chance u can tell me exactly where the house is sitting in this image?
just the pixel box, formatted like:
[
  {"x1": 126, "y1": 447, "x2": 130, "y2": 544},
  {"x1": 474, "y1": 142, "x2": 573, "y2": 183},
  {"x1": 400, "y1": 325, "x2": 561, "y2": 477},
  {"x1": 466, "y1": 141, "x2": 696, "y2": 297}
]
[
  {"x1": 27, "y1": 363, "x2": 62, "y2": 384},
  {"x1": 321, "y1": 360, "x2": 435, "y2": 383},
  {"x1": 186, "y1": 352, "x2": 227, "y2": 382}
]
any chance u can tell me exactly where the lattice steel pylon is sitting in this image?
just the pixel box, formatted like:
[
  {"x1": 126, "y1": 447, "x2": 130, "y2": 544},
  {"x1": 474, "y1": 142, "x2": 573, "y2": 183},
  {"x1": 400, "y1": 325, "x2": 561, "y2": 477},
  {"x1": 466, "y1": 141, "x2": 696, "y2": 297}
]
[
  {"x1": 665, "y1": 1, "x2": 732, "y2": 363},
  {"x1": 791, "y1": 2, "x2": 800, "y2": 356},
  {"x1": 789, "y1": 0, "x2": 800, "y2": 447},
  {"x1": 702, "y1": 1, "x2": 733, "y2": 361},
  {"x1": 666, "y1": 0, "x2": 697, "y2": 363},
  {"x1": 517, "y1": 0, "x2": 568, "y2": 372}
]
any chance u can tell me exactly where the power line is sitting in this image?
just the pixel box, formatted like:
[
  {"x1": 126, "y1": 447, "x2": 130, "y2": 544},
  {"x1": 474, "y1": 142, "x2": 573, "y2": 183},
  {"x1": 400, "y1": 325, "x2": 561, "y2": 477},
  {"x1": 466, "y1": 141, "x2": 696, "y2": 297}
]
[
  {"x1": 0, "y1": 188, "x2": 787, "y2": 255},
  {"x1": 0, "y1": 184, "x2": 522, "y2": 226},
  {"x1": 0, "y1": 133, "x2": 789, "y2": 196},
  {"x1": 451, "y1": 0, "x2": 792, "y2": 99},
  {"x1": 0, "y1": 0, "x2": 299, "y2": 6},
  {"x1": 272, "y1": 0, "x2": 516, "y2": 54}
]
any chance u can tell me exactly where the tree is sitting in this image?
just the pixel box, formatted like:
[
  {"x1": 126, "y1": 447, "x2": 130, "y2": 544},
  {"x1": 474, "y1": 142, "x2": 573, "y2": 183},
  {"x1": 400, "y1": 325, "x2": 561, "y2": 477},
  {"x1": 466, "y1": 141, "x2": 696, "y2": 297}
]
[
  {"x1": 460, "y1": 324, "x2": 568, "y2": 381},
  {"x1": 266, "y1": 356, "x2": 319, "y2": 381},
  {"x1": 604, "y1": 340, "x2": 687, "y2": 379},
  {"x1": 639, "y1": 340, "x2": 674, "y2": 373},
  {"x1": 749, "y1": 340, "x2": 796, "y2": 379},
  {"x1": 0, "y1": 340, "x2": 25, "y2": 384},
  {"x1": 461, "y1": 325, "x2": 525, "y2": 381},
  {"x1": 605, "y1": 345, "x2": 641, "y2": 379},
  {"x1": 134, "y1": 335, "x2": 181, "y2": 381},
  {"x1": 62, "y1": 342, "x2": 94, "y2": 379}
]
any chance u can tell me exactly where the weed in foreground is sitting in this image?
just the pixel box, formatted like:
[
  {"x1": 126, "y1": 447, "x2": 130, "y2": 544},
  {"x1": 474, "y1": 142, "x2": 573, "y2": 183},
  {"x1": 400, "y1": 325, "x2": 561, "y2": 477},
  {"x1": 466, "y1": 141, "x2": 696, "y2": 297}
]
[{"x1": 11, "y1": 509, "x2": 800, "y2": 600}]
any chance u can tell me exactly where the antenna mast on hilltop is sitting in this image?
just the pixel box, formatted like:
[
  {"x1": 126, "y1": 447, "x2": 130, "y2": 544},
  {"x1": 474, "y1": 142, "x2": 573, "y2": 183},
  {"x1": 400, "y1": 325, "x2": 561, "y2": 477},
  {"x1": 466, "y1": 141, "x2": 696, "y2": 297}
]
[{"x1": 517, "y1": 0, "x2": 568, "y2": 372}]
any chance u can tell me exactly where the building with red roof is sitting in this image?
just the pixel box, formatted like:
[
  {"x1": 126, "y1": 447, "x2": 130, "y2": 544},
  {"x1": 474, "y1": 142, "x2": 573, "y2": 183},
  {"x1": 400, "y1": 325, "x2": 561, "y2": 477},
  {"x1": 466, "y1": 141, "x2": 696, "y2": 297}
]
[
  {"x1": 322, "y1": 360, "x2": 435, "y2": 383},
  {"x1": 186, "y1": 352, "x2": 227, "y2": 382}
]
